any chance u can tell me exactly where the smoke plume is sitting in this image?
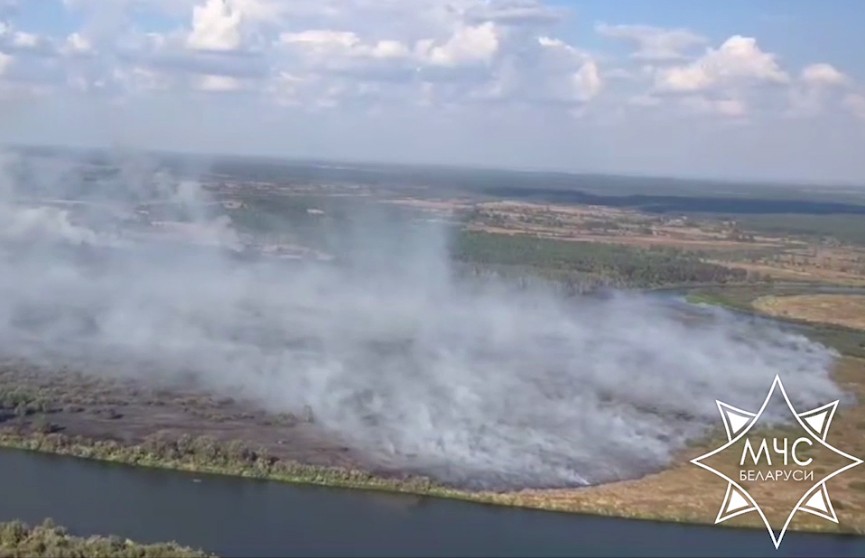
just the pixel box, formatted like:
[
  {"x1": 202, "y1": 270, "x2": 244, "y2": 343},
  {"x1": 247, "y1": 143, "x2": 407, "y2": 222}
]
[{"x1": 0, "y1": 149, "x2": 847, "y2": 489}]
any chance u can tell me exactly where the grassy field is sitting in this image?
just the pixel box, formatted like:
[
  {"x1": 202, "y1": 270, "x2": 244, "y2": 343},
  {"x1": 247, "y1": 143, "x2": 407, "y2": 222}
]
[
  {"x1": 753, "y1": 294, "x2": 865, "y2": 331},
  {"x1": 686, "y1": 286, "x2": 865, "y2": 359}
]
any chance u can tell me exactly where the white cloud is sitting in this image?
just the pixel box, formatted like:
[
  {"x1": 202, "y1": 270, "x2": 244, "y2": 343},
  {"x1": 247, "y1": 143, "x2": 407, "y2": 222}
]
[
  {"x1": 279, "y1": 29, "x2": 359, "y2": 50},
  {"x1": 10, "y1": 31, "x2": 36, "y2": 48},
  {"x1": 466, "y1": 0, "x2": 565, "y2": 26},
  {"x1": 628, "y1": 39, "x2": 859, "y2": 126},
  {"x1": 0, "y1": 51, "x2": 11, "y2": 75},
  {"x1": 714, "y1": 98, "x2": 747, "y2": 118},
  {"x1": 628, "y1": 94, "x2": 661, "y2": 107},
  {"x1": 227, "y1": 0, "x2": 286, "y2": 22},
  {"x1": 371, "y1": 40, "x2": 411, "y2": 60},
  {"x1": 845, "y1": 93, "x2": 865, "y2": 121},
  {"x1": 800, "y1": 63, "x2": 848, "y2": 87},
  {"x1": 3, "y1": 1, "x2": 865, "y2": 183},
  {"x1": 275, "y1": 29, "x2": 417, "y2": 90},
  {"x1": 279, "y1": 29, "x2": 411, "y2": 62},
  {"x1": 655, "y1": 35, "x2": 788, "y2": 93},
  {"x1": 419, "y1": 22, "x2": 500, "y2": 67},
  {"x1": 679, "y1": 95, "x2": 748, "y2": 119},
  {"x1": 466, "y1": 32, "x2": 602, "y2": 107},
  {"x1": 573, "y1": 59, "x2": 602, "y2": 100},
  {"x1": 187, "y1": 0, "x2": 244, "y2": 51},
  {"x1": 272, "y1": 17, "x2": 599, "y2": 110},
  {"x1": 786, "y1": 87, "x2": 824, "y2": 118},
  {"x1": 537, "y1": 36, "x2": 585, "y2": 64},
  {"x1": 198, "y1": 73, "x2": 244, "y2": 91},
  {"x1": 604, "y1": 67, "x2": 637, "y2": 81},
  {"x1": 62, "y1": 32, "x2": 93, "y2": 56},
  {"x1": 537, "y1": 35, "x2": 601, "y2": 101},
  {"x1": 119, "y1": 66, "x2": 172, "y2": 92},
  {"x1": 268, "y1": 71, "x2": 307, "y2": 105},
  {"x1": 596, "y1": 23, "x2": 706, "y2": 62},
  {"x1": 1, "y1": 3, "x2": 854, "y2": 128},
  {"x1": 785, "y1": 64, "x2": 851, "y2": 119},
  {"x1": 1, "y1": 17, "x2": 55, "y2": 56}
]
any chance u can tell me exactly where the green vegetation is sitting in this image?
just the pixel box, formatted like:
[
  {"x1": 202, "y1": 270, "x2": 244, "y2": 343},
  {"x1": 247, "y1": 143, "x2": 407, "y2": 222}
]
[
  {"x1": 802, "y1": 327, "x2": 865, "y2": 360},
  {"x1": 454, "y1": 231, "x2": 750, "y2": 288},
  {"x1": 0, "y1": 388, "x2": 52, "y2": 419},
  {"x1": 0, "y1": 519, "x2": 213, "y2": 558},
  {"x1": 3, "y1": 430, "x2": 845, "y2": 537},
  {"x1": 0, "y1": 430, "x2": 494, "y2": 505},
  {"x1": 685, "y1": 286, "x2": 865, "y2": 359},
  {"x1": 732, "y1": 214, "x2": 865, "y2": 245},
  {"x1": 684, "y1": 290, "x2": 756, "y2": 312}
]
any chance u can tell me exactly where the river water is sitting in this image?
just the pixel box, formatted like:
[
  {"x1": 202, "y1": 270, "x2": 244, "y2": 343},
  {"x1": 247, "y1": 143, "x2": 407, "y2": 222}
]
[{"x1": 0, "y1": 449, "x2": 862, "y2": 557}]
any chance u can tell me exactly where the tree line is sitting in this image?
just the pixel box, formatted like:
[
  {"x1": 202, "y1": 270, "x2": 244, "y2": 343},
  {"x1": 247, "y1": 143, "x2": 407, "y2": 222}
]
[{"x1": 452, "y1": 231, "x2": 750, "y2": 288}]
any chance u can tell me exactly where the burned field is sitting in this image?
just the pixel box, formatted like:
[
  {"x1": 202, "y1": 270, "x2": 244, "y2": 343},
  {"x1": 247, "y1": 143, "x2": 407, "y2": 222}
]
[
  {"x1": 1, "y1": 352, "x2": 863, "y2": 537},
  {"x1": 0, "y1": 361, "x2": 370, "y2": 472}
]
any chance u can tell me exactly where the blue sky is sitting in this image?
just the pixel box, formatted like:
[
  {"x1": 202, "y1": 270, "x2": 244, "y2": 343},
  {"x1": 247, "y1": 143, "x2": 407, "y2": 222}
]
[{"x1": 1, "y1": 0, "x2": 864, "y2": 184}]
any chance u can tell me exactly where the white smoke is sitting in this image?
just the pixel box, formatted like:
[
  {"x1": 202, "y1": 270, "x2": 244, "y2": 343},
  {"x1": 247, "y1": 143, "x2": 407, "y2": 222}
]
[{"x1": 0, "y1": 148, "x2": 847, "y2": 490}]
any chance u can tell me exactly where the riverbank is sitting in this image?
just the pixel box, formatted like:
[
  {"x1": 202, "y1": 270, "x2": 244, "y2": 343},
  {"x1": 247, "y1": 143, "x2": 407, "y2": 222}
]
[
  {"x1": 0, "y1": 430, "x2": 702, "y2": 523},
  {"x1": 685, "y1": 285, "x2": 865, "y2": 358},
  {"x1": 0, "y1": 430, "x2": 470, "y2": 500},
  {"x1": 1, "y1": 408, "x2": 864, "y2": 538},
  {"x1": 0, "y1": 519, "x2": 213, "y2": 557},
  {"x1": 5, "y1": 448, "x2": 861, "y2": 558}
]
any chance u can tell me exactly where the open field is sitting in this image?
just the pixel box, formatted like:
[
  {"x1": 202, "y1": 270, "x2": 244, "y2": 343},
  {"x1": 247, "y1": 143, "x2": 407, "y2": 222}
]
[
  {"x1": 706, "y1": 243, "x2": 865, "y2": 287},
  {"x1": 753, "y1": 294, "x2": 865, "y2": 331},
  {"x1": 461, "y1": 200, "x2": 781, "y2": 252}
]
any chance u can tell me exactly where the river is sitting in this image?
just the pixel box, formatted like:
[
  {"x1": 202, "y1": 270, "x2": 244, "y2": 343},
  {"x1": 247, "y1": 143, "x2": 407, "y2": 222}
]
[{"x1": 1, "y1": 449, "x2": 862, "y2": 557}]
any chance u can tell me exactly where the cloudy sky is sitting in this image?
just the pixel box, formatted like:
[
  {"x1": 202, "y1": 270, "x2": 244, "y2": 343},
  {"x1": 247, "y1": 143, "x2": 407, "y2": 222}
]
[{"x1": 1, "y1": 0, "x2": 864, "y2": 184}]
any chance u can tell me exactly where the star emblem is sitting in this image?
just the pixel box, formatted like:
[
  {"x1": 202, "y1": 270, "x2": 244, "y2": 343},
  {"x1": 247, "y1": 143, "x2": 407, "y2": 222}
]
[{"x1": 691, "y1": 375, "x2": 862, "y2": 549}]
